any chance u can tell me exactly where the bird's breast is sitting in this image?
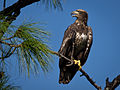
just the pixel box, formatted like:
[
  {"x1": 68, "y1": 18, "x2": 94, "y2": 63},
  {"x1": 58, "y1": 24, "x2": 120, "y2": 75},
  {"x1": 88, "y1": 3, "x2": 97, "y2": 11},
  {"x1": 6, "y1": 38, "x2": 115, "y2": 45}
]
[
  {"x1": 75, "y1": 32, "x2": 88, "y2": 50},
  {"x1": 76, "y1": 33, "x2": 87, "y2": 40}
]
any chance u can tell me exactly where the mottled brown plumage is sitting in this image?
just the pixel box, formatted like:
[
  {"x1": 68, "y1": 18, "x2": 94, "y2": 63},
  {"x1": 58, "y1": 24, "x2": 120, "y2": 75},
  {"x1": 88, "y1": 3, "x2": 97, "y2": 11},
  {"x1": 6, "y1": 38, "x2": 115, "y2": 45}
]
[{"x1": 58, "y1": 9, "x2": 93, "y2": 84}]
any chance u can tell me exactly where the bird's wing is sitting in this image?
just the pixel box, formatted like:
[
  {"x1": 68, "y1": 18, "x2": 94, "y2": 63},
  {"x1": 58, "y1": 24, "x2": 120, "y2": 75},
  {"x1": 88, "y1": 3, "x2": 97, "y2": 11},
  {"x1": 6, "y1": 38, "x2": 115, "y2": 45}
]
[
  {"x1": 83, "y1": 26, "x2": 93, "y2": 61},
  {"x1": 58, "y1": 26, "x2": 76, "y2": 57},
  {"x1": 58, "y1": 26, "x2": 78, "y2": 84}
]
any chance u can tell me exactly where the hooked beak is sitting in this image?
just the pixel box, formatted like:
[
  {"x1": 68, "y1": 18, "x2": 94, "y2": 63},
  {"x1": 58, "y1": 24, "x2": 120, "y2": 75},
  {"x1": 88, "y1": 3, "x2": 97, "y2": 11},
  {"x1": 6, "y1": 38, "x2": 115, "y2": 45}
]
[{"x1": 71, "y1": 11, "x2": 79, "y2": 17}]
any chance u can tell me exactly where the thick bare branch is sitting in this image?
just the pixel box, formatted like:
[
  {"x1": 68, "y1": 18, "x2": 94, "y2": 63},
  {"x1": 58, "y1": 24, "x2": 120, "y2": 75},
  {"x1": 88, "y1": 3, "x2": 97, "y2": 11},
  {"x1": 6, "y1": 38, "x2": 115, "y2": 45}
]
[
  {"x1": 0, "y1": 0, "x2": 40, "y2": 23},
  {"x1": 0, "y1": 0, "x2": 41, "y2": 16},
  {"x1": 3, "y1": 0, "x2": 6, "y2": 9},
  {"x1": 0, "y1": 0, "x2": 41, "y2": 39},
  {"x1": 51, "y1": 50, "x2": 120, "y2": 90},
  {"x1": 104, "y1": 75, "x2": 120, "y2": 90}
]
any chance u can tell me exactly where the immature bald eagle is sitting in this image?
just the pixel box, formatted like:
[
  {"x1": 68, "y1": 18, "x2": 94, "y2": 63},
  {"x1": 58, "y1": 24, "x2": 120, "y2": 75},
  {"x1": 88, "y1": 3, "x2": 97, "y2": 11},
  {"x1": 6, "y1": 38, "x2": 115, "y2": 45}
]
[{"x1": 58, "y1": 9, "x2": 93, "y2": 84}]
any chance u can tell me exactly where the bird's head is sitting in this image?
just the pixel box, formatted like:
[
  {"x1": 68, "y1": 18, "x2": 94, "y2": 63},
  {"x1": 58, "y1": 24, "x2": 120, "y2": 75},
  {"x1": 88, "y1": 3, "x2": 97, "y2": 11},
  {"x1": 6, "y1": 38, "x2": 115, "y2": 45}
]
[{"x1": 71, "y1": 9, "x2": 88, "y2": 23}]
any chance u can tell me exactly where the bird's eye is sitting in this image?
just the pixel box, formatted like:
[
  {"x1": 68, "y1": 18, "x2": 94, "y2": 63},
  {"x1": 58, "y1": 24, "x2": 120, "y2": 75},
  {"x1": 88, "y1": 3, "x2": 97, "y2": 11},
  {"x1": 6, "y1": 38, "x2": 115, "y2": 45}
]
[
  {"x1": 78, "y1": 11, "x2": 82, "y2": 14},
  {"x1": 77, "y1": 10, "x2": 82, "y2": 13}
]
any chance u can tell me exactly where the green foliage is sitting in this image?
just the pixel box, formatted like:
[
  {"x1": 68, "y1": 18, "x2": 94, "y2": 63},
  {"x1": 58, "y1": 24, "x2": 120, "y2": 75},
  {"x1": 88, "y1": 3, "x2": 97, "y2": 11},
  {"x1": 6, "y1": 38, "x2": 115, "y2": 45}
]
[
  {"x1": 0, "y1": 73, "x2": 20, "y2": 90},
  {"x1": 0, "y1": 0, "x2": 63, "y2": 77},
  {"x1": 0, "y1": 21, "x2": 9, "y2": 39},
  {"x1": 0, "y1": 22, "x2": 53, "y2": 76},
  {"x1": 14, "y1": 23, "x2": 49, "y2": 41},
  {"x1": 0, "y1": 0, "x2": 63, "y2": 89},
  {"x1": 16, "y1": 23, "x2": 53, "y2": 75},
  {"x1": 41, "y1": 0, "x2": 63, "y2": 10}
]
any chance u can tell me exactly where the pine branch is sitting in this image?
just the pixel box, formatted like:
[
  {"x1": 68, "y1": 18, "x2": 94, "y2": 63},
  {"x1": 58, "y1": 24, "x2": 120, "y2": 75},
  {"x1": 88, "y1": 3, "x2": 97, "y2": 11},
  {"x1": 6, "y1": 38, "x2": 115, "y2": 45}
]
[
  {"x1": 0, "y1": 72, "x2": 21, "y2": 89},
  {"x1": 0, "y1": 0, "x2": 41, "y2": 39},
  {"x1": 0, "y1": 0, "x2": 63, "y2": 40},
  {"x1": 0, "y1": 22, "x2": 53, "y2": 75}
]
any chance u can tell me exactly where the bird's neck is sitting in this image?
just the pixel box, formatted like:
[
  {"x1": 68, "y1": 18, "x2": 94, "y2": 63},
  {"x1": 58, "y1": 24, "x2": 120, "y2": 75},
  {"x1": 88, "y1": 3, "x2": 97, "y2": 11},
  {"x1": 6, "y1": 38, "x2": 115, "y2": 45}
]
[{"x1": 75, "y1": 19, "x2": 87, "y2": 26}]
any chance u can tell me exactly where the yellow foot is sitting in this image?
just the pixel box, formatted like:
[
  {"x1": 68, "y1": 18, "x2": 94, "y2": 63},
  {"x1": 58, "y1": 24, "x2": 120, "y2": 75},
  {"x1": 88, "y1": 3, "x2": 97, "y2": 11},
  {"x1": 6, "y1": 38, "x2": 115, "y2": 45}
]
[{"x1": 74, "y1": 60, "x2": 82, "y2": 70}]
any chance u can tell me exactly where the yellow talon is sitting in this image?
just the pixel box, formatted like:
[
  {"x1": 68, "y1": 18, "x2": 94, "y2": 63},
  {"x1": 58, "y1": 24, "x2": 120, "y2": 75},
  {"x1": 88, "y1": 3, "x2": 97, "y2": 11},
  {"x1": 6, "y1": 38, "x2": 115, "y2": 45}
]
[{"x1": 74, "y1": 60, "x2": 82, "y2": 70}]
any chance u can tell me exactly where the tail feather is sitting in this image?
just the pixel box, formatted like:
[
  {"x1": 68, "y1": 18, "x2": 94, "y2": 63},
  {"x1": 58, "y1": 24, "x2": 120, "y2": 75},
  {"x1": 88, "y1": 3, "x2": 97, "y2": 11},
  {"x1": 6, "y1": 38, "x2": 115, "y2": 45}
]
[
  {"x1": 59, "y1": 71, "x2": 70, "y2": 84},
  {"x1": 59, "y1": 66, "x2": 78, "y2": 84}
]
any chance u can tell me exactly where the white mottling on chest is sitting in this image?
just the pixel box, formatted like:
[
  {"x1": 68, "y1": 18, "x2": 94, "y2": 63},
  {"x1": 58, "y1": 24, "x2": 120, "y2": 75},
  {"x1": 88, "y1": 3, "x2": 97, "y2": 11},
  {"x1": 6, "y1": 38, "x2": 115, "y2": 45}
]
[
  {"x1": 76, "y1": 32, "x2": 80, "y2": 39},
  {"x1": 77, "y1": 23, "x2": 80, "y2": 25},
  {"x1": 81, "y1": 33, "x2": 87, "y2": 40},
  {"x1": 76, "y1": 33, "x2": 87, "y2": 41},
  {"x1": 75, "y1": 32, "x2": 88, "y2": 52}
]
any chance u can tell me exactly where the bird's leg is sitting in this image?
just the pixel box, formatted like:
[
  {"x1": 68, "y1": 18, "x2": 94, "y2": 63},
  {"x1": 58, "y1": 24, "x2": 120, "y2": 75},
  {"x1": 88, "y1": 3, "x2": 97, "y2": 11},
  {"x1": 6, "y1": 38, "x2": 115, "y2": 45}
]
[
  {"x1": 66, "y1": 42, "x2": 75, "y2": 66},
  {"x1": 74, "y1": 60, "x2": 82, "y2": 70},
  {"x1": 71, "y1": 42, "x2": 82, "y2": 70}
]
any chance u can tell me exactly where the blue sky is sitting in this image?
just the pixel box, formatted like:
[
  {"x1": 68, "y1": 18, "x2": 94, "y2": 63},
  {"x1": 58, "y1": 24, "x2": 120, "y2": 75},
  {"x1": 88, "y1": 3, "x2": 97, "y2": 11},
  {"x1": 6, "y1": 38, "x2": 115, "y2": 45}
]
[{"x1": 1, "y1": 0, "x2": 120, "y2": 90}]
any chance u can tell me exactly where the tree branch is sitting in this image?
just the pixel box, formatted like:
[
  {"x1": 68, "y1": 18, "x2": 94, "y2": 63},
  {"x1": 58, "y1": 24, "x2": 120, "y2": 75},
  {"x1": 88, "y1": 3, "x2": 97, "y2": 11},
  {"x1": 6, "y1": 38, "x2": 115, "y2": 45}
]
[
  {"x1": 0, "y1": 0, "x2": 41, "y2": 39},
  {"x1": 50, "y1": 50, "x2": 73, "y2": 65},
  {"x1": 0, "y1": 0, "x2": 41, "y2": 17},
  {"x1": 80, "y1": 69, "x2": 102, "y2": 90},
  {"x1": 50, "y1": 50, "x2": 101, "y2": 90},
  {"x1": 0, "y1": 47, "x2": 16, "y2": 59},
  {"x1": 2, "y1": 35, "x2": 15, "y2": 40},
  {"x1": 104, "y1": 75, "x2": 120, "y2": 90},
  {"x1": 3, "y1": 0, "x2": 6, "y2": 10},
  {"x1": 0, "y1": 40, "x2": 22, "y2": 48}
]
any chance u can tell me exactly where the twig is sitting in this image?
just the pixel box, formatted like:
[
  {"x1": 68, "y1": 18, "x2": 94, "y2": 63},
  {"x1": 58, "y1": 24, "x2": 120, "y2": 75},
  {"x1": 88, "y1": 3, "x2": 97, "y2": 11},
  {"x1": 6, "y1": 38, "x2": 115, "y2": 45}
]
[
  {"x1": 0, "y1": 40, "x2": 21, "y2": 59},
  {"x1": 0, "y1": 47, "x2": 16, "y2": 59},
  {"x1": 2, "y1": 35, "x2": 15, "y2": 40},
  {"x1": 50, "y1": 50, "x2": 101, "y2": 90},
  {"x1": 0, "y1": 40, "x2": 21, "y2": 48},
  {"x1": 50, "y1": 50, "x2": 73, "y2": 66}
]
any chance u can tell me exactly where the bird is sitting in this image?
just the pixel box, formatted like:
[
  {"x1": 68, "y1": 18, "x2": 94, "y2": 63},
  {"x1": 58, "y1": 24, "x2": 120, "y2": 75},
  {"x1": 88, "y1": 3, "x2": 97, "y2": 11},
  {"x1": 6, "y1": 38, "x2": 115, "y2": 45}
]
[{"x1": 58, "y1": 9, "x2": 93, "y2": 84}]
